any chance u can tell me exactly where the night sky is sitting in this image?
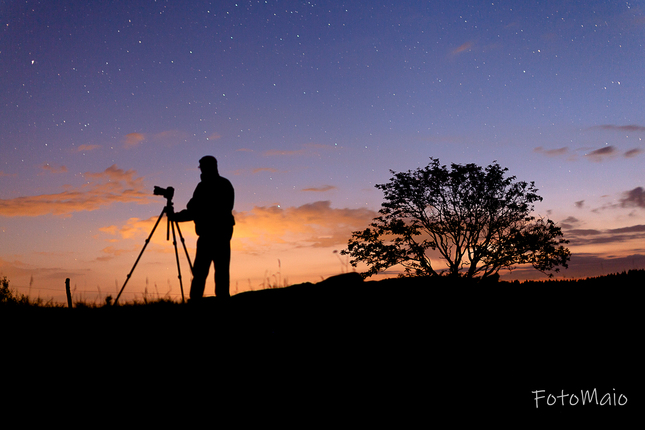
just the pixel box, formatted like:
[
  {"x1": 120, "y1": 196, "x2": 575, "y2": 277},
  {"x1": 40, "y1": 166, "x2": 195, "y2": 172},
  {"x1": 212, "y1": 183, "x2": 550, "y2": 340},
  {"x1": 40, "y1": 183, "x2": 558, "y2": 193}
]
[{"x1": 2, "y1": 0, "x2": 644, "y2": 302}]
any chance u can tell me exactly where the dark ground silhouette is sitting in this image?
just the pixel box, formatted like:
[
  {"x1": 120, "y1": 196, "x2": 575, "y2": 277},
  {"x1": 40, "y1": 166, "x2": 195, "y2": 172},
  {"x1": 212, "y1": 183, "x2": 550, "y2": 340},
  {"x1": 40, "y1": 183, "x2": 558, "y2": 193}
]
[{"x1": 3, "y1": 271, "x2": 642, "y2": 425}]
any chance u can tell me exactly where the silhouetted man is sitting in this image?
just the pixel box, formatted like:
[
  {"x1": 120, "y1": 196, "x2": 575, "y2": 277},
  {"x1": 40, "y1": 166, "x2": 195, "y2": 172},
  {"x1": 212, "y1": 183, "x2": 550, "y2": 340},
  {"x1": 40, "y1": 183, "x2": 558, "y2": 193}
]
[{"x1": 171, "y1": 156, "x2": 235, "y2": 300}]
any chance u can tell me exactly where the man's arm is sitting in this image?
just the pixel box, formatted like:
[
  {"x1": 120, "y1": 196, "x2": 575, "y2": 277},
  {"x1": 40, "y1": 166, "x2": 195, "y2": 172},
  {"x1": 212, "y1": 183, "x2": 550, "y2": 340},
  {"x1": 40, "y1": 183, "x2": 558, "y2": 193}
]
[
  {"x1": 168, "y1": 182, "x2": 203, "y2": 222},
  {"x1": 169, "y1": 207, "x2": 193, "y2": 222}
]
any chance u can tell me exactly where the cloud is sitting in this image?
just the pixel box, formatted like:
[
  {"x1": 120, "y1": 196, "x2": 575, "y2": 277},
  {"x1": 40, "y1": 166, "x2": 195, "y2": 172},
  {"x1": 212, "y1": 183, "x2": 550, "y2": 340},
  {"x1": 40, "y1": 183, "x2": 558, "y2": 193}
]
[
  {"x1": 563, "y1": 222, "x2": 645, "y2": 246},
  {"x1": 124, "y1": 132, "x2": 146, "y2": 148},
  {"x1": 452, "y1": 41, "x2": 474, "y2": 55},
  {"x1": 609, "y1": 224, "x2": 645, "y2": 234},
  {"x1": 301, "y1": 185, "x2": 337, "y2": 192},
  {"x1": 584, "y1": 146, "x2": 617, "y2": 162},
  {"x1": 0, "y1": 171, "x2": 17, "y2": 177},
  {"x1": 263, "y1": 149, "x2": 305, "y2": 156},
  {"x1": 97, "y1": 200, "x2": 378, "y2": 255},
  {"x1": 559, "y1": 216, "x2": 581, "y2": 229},
  {"x1": 98, "y1": 225, "x2": 119, "y2": 236},
  {"x1": 207, "y1": 132, "x2": 222, "y2": 141},
  {"x1": 574, "y1": 200, "x2": 585, "y2": 209},
  {"x1": 263, "y1": 143, "x2": 332, "y2": 157},
  {"x1": 0, "y1": 165, "x2": 152, "y2": 217},
  {"x1": 76, "y1": 144, "x2": 101, "y2": 152},
  {"x1": 96, "y1": 216, "x2": 187, "y2": 264},
  {"x1": 535, "y1": 145, "x2": 639, "y2": 161},
  {"x1": 232, "y1": 201, "x2": 377, "y2": 252},
  {"x1": 620, "y1": 187, "x2": 645, "y2": 209},
  {"x1": 586, "y1": 187, "x2": 645, "y2": 213},
  {"x1": 153, "y1": 129, "x2": 189, "y2": 144},
  {"x1": 99, "y1": 217, "x2": 160, "y2": 240},
  {"x1": 252, "y1": 167, "x2": 280, "y2": 174},
  {"x1": 589, "y1": 124, "x2": 645, "y2": 133},
  {"x1": 232, "y1": 167, "x2": 282, "y2": 175},
  {"x1": 0, "y1": 257, "x2": 86, "y2": 283},
  {"x1": 41, "y1": 163, "x2": 68, "y2": 174},
  {"x1": 624, "y1": 148, "x2": 643, "y2": 158},
  {"x1": 533, "y1": 146, "x2": 570, "y2": 157},
  {"x1": 565, "y1": 228, "x2": 603, "y2": 237},
  {"x1": 123, "y1": 130, "x2": 193, "y2": 148},
  {"x1": 95, "y1": 245, "x2": 139, "y2": 262}
]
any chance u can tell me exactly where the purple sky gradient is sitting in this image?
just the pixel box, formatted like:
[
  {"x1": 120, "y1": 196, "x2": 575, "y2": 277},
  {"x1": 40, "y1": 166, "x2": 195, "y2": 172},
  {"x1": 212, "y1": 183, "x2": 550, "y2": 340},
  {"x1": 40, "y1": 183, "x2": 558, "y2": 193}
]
[{"x1": 1, "y1": 1, "x2": 644, "y2": 302}]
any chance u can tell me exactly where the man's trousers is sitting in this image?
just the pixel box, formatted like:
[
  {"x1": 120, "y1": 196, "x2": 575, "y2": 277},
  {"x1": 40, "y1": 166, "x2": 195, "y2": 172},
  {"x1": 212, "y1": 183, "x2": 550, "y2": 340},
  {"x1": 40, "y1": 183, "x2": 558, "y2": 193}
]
[{"x1": 190, "y1": 226, "x2": 233, "y2": 299}]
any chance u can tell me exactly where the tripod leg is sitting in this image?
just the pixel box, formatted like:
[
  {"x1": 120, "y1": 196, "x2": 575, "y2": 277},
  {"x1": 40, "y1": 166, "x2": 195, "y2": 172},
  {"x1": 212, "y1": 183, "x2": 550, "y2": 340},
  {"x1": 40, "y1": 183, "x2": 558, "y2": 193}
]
[
  {"x1": 171, "y1": 220, "x2": 186, "y2": 303},
  {"x1": 114, "y1": 208, "x2": 165, "y2": 305},
  {"x1": 173, "y1": 221, "x2": 194, "y2": 275}
]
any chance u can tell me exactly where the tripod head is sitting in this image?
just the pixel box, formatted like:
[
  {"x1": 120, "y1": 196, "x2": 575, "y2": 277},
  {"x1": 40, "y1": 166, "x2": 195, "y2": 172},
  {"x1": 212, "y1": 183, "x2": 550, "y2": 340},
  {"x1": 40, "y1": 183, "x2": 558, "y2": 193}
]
[{"x1": 154, "y1": 186, "x2": 176, "y2": 240}]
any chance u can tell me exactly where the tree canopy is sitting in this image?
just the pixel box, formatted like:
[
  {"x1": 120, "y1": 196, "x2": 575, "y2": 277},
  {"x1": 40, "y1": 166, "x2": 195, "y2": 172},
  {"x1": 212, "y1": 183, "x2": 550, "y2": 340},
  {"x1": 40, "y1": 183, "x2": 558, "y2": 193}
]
[{"x1": 343, "y1": 158, "x2": 571, "y2": 279}]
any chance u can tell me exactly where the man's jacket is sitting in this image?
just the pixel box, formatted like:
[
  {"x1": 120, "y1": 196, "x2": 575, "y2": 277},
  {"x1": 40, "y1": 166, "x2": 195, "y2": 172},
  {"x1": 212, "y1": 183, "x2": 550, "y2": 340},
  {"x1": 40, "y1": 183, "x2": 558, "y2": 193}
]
[{"x1": 174, "y1": 173, "x2": 235, "y2": 237}]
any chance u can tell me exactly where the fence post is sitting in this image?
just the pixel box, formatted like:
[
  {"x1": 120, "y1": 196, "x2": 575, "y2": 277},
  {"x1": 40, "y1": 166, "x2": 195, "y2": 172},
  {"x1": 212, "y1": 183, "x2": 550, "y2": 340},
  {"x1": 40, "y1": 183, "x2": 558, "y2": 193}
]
[{"x1": 65, "y1": 278, "x2": 72, "y2": 308}]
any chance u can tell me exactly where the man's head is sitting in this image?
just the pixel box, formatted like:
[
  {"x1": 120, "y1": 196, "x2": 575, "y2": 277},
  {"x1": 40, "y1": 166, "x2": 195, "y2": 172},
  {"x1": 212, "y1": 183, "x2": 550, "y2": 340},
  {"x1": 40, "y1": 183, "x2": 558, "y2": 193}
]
[{"x1": 199, "y1": 156, "x2": 219, "y2": 175}]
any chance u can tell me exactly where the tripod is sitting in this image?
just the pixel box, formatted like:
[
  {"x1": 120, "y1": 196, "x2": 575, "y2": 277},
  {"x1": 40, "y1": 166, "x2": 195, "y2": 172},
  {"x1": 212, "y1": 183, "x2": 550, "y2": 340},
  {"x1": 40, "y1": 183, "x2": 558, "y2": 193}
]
[{"x1": 114, "y1": 188, "x2": 193, "y2": 305}]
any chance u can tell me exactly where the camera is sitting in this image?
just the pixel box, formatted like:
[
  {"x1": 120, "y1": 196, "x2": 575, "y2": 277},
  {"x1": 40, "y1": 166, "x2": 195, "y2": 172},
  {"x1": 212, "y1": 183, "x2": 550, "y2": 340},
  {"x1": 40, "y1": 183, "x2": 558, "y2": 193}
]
[{"x1": 153, "y1": 186, "x2": 175, "y2": 201}]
